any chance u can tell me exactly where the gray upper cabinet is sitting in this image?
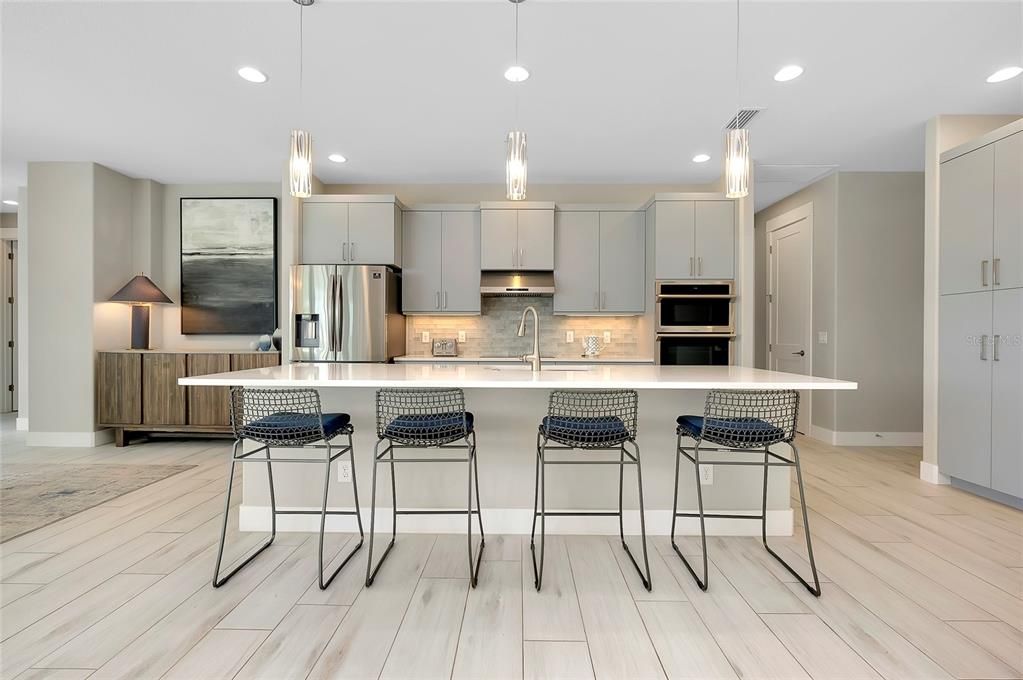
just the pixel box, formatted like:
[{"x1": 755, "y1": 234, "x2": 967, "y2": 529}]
[
  {"x1": 940, "y1": 145, "x2": 995, "y2": 295},
  {"x1": 401, "y1": 209, "x2": 480, "y2": 314},
  {"x1": 992, "y1": 287, "x2": 1022, "y2": 497},
  {"x1": 653, "y1": 201, "x2": 695, "y2": 279},
  {"x1": 694, "y1": 201, "x2": 735, "y2": 279},
  {"x1": 994, "y1": 132, "x2": 1022, "y2": 291},
  {"x1": 301, "y1": 198, "x2": 401, "y2": 266},
  {"x1": 480, "y1": 207, "x2": 554, "y2": 270},
  {"x1": 301, "y1": 202, "x2": 348, "y2": 264},
  {"x1": 554, "y1": 210, "x2": 644, "y2": 314},
  {"x1": 554, "y1": 212, "x2": 600, "y2": 313},
  {"x1": 599, "y1": 211, "x2": 645, "y2": 313}
]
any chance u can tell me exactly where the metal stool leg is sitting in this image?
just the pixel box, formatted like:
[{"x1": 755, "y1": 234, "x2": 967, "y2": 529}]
[
  {"x1": 530, "y1": 437, "x2": 547, "y2": 591},
  {"x1": 617, "y1": 441, "x2": 652, "y2": 590},
  {"x1": 763, "y1": 441, "x2": 821, "y2": 596},
  {"x1": 366, "y1": 439, "x2": 396, "y2": 586},
  {"x1": 672, "y1": 439, "x2": 709, "y2": 591},
  {"x1": 213, "y1": 440, "x2": 276, "y2": 588},
  {"x1": 466, "y1": 433, "x2": 485, "y2": 587},
  {"x1": 317, "y1": 437, "x2": 364, "y2": 590}
]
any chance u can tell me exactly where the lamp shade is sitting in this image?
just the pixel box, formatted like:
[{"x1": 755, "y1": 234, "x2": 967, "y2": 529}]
[{"x1": 109, "y1": 275, "x2": 172, "y2": 304}]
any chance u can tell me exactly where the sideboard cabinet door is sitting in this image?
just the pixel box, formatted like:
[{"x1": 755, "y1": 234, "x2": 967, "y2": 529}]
[
  {"x1": 186, "y1": 354, "x2": 230, "y2": 427},
  {"x1": 96, "y1": 353, "x2": 141, "y2": 425},
  {"x1": 142, "y1": 353, "x2": 187, "y2": 426}
]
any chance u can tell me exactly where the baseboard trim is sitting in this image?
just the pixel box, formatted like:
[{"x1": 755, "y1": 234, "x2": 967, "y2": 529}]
[
  {"x1": 919, "y1": 461, "x2": 950, "y2": 485},
  {"x1": 26, "y1": 428, "x2": 114, "y2": 448},
  {"x1": 239, "y1": 505, "x2": 794, "y2": 537},
  {"x1": 15, "y1": 417, "x2": 28, "y2": 431},
  {"x1": 808, "y1": 427, "x2": 922, "y2": 447}
]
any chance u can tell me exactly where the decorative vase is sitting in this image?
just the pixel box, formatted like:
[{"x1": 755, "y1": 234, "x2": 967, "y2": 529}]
[
  {"x1": 271, "y1": 327, "x2": 282, "y2": 351},
  {"x1": 257, "y1": 334, "x2": 273, "y2": 352}
]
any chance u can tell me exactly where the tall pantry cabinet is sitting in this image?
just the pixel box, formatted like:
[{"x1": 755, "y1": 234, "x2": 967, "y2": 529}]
[{"x1": 938, "y1": 122, "x2": 1023, "y2": 499}]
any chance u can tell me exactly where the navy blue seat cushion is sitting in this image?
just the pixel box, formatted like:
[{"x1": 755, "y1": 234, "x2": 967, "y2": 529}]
[
  {"x1": 241, "y1": 412, "x2": 352, "y2": 441},
  {"x1": 540, "y1": 415, "x2": 629, "y2": 445},
  {"x1": 676, "y1": 415, "x2": 785, "y2": 446},
  {"x1": 384, "y1": 411, "x2": 474, "y2": 442}
]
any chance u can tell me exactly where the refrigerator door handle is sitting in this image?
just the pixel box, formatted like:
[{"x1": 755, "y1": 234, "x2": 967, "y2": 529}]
[{"x1": 327, "y1": 273, "x2": 337, "y2": 353}]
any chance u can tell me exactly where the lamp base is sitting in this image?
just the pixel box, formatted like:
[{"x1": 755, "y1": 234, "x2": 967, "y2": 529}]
[{"x1": 130, "y1": 304, "x2": 151, "y2": 350}]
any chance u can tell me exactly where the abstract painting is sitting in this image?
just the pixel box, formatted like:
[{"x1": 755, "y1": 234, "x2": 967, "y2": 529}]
[{"x1": 180, "y1": 197, "x2": 277, "y2": 334}]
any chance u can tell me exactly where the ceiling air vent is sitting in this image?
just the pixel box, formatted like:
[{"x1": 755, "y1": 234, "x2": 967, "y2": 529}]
[{"x1": 724, "y1": 107, "x2": 764, "y2": 130}]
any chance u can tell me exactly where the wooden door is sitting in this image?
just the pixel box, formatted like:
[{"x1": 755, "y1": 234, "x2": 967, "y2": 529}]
[
  {"x1": 940, "y1": 146, "x2": 994, "y2": 295},
  {"x1": 598, "y1": 211, "x2": 645, "y2": 313},
  {"x1": 96, "y1": 353, "x2": 141, "y2": 425},
  {"x1": 186, "y1": 354, "x2": 230, "y2": 427},
  {"x1": 401, "y1": 211, "x2": 444, "y2": 312},
  {"x1": 441, "y1": 211, "x2": 481, "y2": 313},
  {"x1": 516, "y1": 209, "x2": 555, "y2": 270},
  {"x1": 142, "y1": 353, "x2": 187, "y2": 425},
  {"x1": 554, "y1": 211, "x2": 600, "y2": 313},
  {"x1": 302, "y1": 203, "x2": 348, "y2": 264},
  {"x1": 695, "y1": 201, "x2": 735, "y2": 279},
  {"x1": 480, "y1": 210, "x2": 518, "y2": 269},
  {"x1": 993, "y1": 132, "x2": 1022, "y2": 290},
  {"x1": 653, "y1": 201, "x2": 695, "y2": 279},
  {"x1": 991, "y1": 288, "x2": 1022, "y2": 497}
]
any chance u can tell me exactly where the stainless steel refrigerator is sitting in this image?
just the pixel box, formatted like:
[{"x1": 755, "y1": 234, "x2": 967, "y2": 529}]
[{"x1": 291, "y1": 265, "x2": 405, "y2": 362}]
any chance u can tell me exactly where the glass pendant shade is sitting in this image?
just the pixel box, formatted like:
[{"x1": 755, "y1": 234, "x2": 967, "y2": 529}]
[
  {"x1": 506, "y1": 130, "x2": 527, "y2": 200},
  {"x1": 289, "y1": 128, "x2": 312, "y2": 198},
  {"x1": 724, "y1": 127, "x2": 750, "y2": 199}
]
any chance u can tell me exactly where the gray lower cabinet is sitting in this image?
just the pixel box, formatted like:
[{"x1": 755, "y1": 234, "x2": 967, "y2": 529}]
[
  {"x1": 992, "y1": 288, "x2": 1022, "y2": 497},
  {"x1": 554, "y1": 210, "x2": 644, "y2": 314},
  {"x1": 402, "y1": 210, "x2": 480, "y2": 314}
]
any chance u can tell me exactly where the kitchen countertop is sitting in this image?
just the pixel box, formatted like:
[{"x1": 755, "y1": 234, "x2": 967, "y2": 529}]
[
  {"x1": 180, "y1": 362, "x2": 856, "y2": 391},
  {"x1": 394, "y1": 355, "x2": 654, "y2": 364}
]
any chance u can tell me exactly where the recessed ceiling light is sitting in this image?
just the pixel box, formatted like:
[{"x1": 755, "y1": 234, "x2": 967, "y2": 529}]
[
  {"x1": 987, "y1": 66, "x2": 1022, "y2": 83},
  {"x1": 774, "y1": 65, "x2": 804, "y2": 82},
  {"x1": 2, "y1": 200, "x2": 17, "y2": 206},
  {"x1": 237, "y1": 66, "x2": 268, "y2": 83},
  {"x1": 692, "y1": 154, "x2": 711, "y2": 163},
  {"x1": 328, "y1": 153, "x2": 347, "y2": 163},
  {"x1": 504, "y1": 65, "x2": 530, "y2": 82}
]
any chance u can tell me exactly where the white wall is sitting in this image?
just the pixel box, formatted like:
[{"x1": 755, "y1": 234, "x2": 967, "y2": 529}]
[{"x1": 16, "y1": 187, "x2": 28, "y2": 429}]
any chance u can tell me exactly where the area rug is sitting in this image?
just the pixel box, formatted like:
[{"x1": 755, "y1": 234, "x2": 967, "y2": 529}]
[{"x1": 0, "y1": 463, "x2": 195, "y2": 542}]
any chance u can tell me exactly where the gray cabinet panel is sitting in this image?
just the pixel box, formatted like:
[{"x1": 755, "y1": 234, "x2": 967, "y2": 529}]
[
  {"x1": 938, "y1": 292, "x2": 993, "y2": 487},
  {"x1": 401, "y1": 211, "x2": 443, "y2": 313},
  {"x1": 554, "y1": 211, "x2": 600, "y2": 313},
  {"x1": 481, "y1": 209, "x2": 518, "y2": 270},
  {"x1": 994, "y1": 132, "x2": 1022, "y2": 291},
  {"x1": 302, "y1": 203, "x2": 347, "y2": 264},
  {"x1": 348, "y1": 203, "x2": 398, "y2": 266},
  {"x1": 940, "y1": 146, "x2": 994, "y2": 295},
  {"x1": 599, "y1": 211, "x2": 645, "y2": 313},
  {"x1": 695, "y1": 201, "x2": 735, "y2": 279},
  {"x1": 517, "y1": 209, "x2": 555, "y2": 270},
  {"x1": 441, "y1": 211, "x2": 481, "y2": 313},
  {"x1": 992, "y1": 288, "x2": 1022, "y2": 497},
  {"x1": 654, "y1": 201, "x2": 695, "y2": 279}
]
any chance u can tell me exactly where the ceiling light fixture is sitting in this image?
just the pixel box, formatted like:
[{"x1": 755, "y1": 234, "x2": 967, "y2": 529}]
[
  {"x1": 2, "y1": 200, "x2": 17, "y2": 206},
  {"x1": 328, "y1": 153, "x2": 347, "y2": 163},
  {"x1": 773, "y1": 64, "x2": 803, "y2": 82},
  {"x1": 504, "y1": 65, "x2": 530, "y2": 83},
  {"x1": 237, "y1": 66, "x2": 268, "y2": 83},
  {"x1": 986, "y1": 66, "x2": 1023, "y2": 83},
  {"x1": 505, "y1": 0, "x2": 528, "y2": 200},
  {"x1": 724, "y1": 0, "x2": 750, "y2": 199},
  {"x1": 692, "y1": 154, "x2": 711, "y2": 163},
  {"x1": 289, "y1": 0, "x2": 314, "y2": 198}
]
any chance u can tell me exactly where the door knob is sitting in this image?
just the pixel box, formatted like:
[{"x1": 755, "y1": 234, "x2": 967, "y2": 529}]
[{"x1": 792, "y1": 350, "x2": 805, "y2": 356}]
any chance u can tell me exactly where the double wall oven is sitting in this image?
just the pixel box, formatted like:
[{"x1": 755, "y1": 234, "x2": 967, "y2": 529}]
[{"x1": 655, "y1": 280, "x2": 735, "y2": 366}]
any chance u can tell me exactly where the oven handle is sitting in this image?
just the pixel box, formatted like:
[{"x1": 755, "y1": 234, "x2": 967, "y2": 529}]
[
  {"x1": 656, "y1": 294, "x2": 737, "y2": 300},
  {"x1": 656, "y1": 333, "x2": 737, "y2": 339}
]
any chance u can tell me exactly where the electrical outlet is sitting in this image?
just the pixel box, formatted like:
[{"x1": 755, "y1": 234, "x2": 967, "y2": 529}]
[
  {"x1": 699, "y1": 464, "x2": 714, "y2": 485},
  {"x1": 566, "y1": 330, "x2": 575, "y2": 343},
  {"x1": 421, "y1": 331, "x2": 430, "y2": 344},
  {"x1": 337, "y1": 460, "x2": 352, "y2": 483},
  {"x1": 603, "y1": 331, "x2": 612, "y2": 344},
  {"x1": 818, "y1": 331, "x2": 828, "y2": 344},
  {"x1": 457, "y1": 330, "x2": 466, "y2": 343}
]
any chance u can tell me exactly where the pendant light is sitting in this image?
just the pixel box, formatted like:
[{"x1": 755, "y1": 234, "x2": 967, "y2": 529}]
[
  {"x1": 289, "y1": 0, "x2": 313, "y2": 198},
  {"x1": 724, "y1": 0, "x2": 750, "y2": 199},
  {"x1": 505, "y1": 0, "x2": 527, "y2": 200}
]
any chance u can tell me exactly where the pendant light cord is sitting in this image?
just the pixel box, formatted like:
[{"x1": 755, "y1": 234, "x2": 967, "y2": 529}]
[
  {"x1": 298, "y1": 4, "x2": 305, "y2": 125},
  {"x1": 514, "y1": 0, "x2": 521, "y2": 127},
  {"x1": 734, "y1": 0, "x2": 740, "y2": 127}
]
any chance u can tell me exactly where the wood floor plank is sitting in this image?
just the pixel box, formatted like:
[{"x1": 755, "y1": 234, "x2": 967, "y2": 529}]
[
  {"x1": 163, "y1": 629, "x2": 268, "y2": 680},
  {"x1": 483, "y1": 533, "x2": 523, "y2": 561},
  {"x1": 122, "y1": 513, "x2": 227, "y2": 575},
  {"x1": 452, "y1": 561, "x2": 522, "y2": 680},
  {"x1": 235, "y1": 605, "x2": 348, "y2": 680},
  {"x1": 802, "y1": 488, "x2": 906, "y2": 542},
  {"x1": 379, "y1": 577, "x2": 469, "y2": 680},
  {"x1": 522, "y1": 536, "x2": 587, "y2": 642},
  {"x1": 565, "y1": 536, "x2": 666, "y2": 680},
  {"x1": 422, "y1": 533, "x2": 481, "y2": 579},
  {"x1": 761, "y1": 613, "x2": 883, "y2": 680},
  {"x1": 637, "y1": 601, "x2": 738, "y2": 680},
  {"x1": 0, "y1": 583, "x2": 41, "y2": 607},
  {"x1": 949, "y1": 621, "x2": 1023, "y2": 675},
  {"x1": 307, "y1": 534, "x2": 435, "y2": 680},
  {"x1": 1, "y1": 553, "x2": 57, "y2": 583},
  {"x1": 297, "y1": 534, "x2": 365, "y2": 606},
  {"x1": 151, "y1": 493, "x2": 227, "y2": 534},
  {"x1": 13, "y1": 669, "x2": 94, "y2": 680},
  {"x1": 523, "y1": 641, "x2": 595, "y2": 680},
  {"x1": 608, "y1": 537, "x2": 687, "y2": 602},
  {"x1": 705, "y1": 537, "x2": 809, "y2": 614}
]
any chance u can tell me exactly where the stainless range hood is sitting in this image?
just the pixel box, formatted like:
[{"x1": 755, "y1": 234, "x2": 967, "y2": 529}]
[{"x1": 480, "y1": 271, "x2": 555, "y2": 297}]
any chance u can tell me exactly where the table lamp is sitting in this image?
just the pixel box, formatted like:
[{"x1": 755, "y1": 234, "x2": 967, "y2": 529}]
[{"x1": 109, "y1": 274, "x2": 173, "y2": 349}]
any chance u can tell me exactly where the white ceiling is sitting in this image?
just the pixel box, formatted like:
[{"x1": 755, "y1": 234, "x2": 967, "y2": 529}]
[{"x1": 2, "y1": 0, "x2": 1021, "y2": 212}]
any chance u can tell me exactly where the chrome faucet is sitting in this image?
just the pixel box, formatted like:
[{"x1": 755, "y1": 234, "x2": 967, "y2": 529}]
[{"x1": 517, "y1": 305, "x2": 542, "y2": 372}]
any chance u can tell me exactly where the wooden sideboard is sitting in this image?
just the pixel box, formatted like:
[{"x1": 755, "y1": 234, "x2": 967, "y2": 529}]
[{"x1": 96, "y1": 350, "x2": 280, "y2": 446}]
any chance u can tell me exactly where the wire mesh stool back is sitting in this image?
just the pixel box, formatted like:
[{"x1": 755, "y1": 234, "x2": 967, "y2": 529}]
[
  {"x1": 542, "y1": 389, "x2": 639, "y2": 448},
  {"x1": 700, "y1": 389, "x2": 799, "y2": 448},
  {"x1": 230, "y1": 387, "x2": 330, "y2": 447},
  {"x1": 376, "y1": 388, "x2": 471, "y2": 447}
]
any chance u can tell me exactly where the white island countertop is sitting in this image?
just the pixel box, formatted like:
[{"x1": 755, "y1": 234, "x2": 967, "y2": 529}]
[{"x1": 179, "y1": 362, "x2": 857, "y2": 391}]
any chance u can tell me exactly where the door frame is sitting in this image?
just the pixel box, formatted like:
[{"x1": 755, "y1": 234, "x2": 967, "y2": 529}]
[{"x1": 766, "y1": 202, "x2": 814, "y2": 431}]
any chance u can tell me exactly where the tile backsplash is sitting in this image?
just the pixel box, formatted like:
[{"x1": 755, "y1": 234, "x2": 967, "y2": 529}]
[{"x1": 404, "y1": 297, "x2": 644, "y2": 358}]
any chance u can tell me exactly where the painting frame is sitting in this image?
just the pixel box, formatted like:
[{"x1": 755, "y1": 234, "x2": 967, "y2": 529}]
[{"x1": 179, "y1": 196, "x2": 278, "y2": 335}]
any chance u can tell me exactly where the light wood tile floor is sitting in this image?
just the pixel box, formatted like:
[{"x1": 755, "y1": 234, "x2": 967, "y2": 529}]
[{"x1": 1, "y1": 415, "x2": 1021, "y2": 679}]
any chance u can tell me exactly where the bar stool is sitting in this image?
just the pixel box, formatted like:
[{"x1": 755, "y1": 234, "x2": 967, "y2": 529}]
[
  {"x1": 532, "y1": 389, "x2": 652, "y2": 591},
  {"x1": 365, "y1": 388, "x2": 484, "y2": 587},
  {"x1": 213, "y1": 387, "x2": 364, "y2": 590},
  {"x1": 671, "y1": 389, "x2": 821, "y2": 596}
]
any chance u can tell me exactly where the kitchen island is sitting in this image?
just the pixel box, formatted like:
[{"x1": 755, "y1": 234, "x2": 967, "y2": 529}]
[{"x1": 181, "y1": 363, "x2": 855, "y2": 537}]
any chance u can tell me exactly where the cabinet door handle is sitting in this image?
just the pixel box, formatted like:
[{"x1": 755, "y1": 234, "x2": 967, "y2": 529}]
[
  {"x1": 342, "y1": 242, "x2": 348, "y2": 262},
  {"x1": 981, "y1": 334, "x2": 989, "y2": 361},
  {"x1": 689, "y1": 257, "x2": 694, "y2": 276},
  {"x1": 982, "y1": 260, "x2": 989, "y2": 287},
  {"x1": 435, "y1": 291, "x2": 441, "y2": 309},
  {"x1": 444, "y1": 291, "x2": 448, "y2": 309},
  {"x1": 993, "y1": 334, "x2": 1000, "y2": 362},
  {"x1": 698, "y1": 256, "x2": 703, "y2": 276},
  {"x1": 512, "y1": 247, "x2": 517, "y2": 267},
  {"x1": 519, "y1": 249, "x2": 524, "y2": 267},
  {"x1": 350, "y1": 242, "x2": 356, "y2": 261},
  {"x1": 993, "y1": 258, "x2": 1001, "y2": 286},
  {"x1": 601, "y1": 291, "x2": 607, "y2": 309},
  {"x1": 594, "y1": 292, "x2": 599, "y2": 310}
]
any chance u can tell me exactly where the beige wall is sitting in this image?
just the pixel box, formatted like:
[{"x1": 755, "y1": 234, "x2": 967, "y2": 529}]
[{"x1": 0, "y1": 214, "x2": 16, "y2": 229}]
